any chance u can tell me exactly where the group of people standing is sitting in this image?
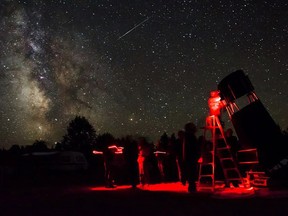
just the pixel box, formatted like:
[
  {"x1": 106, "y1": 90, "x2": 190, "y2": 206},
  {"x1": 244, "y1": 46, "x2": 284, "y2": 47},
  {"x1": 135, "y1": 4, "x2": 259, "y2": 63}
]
[
  {"x1": 101, "y1": 122, "x2": 203, "y2": 193},
  {"x1": 101, "y1": 121, "x2": 239, "y2": 193}
]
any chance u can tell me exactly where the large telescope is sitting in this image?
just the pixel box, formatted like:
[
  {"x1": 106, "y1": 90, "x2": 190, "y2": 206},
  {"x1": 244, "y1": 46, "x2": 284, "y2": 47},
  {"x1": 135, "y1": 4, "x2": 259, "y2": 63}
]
[{"x1": 217, "y1": 70, "x2": 287, "y2": 173}]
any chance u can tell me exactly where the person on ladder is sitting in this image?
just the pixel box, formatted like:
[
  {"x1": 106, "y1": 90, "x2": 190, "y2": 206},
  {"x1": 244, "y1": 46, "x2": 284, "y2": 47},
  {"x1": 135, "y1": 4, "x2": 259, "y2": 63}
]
[
  {"x1": 208, "y1": 90, "x2": 226, "y2": 117},
  {"x1": 208, "y1": 90, "x2": 241, "y2": 188}
]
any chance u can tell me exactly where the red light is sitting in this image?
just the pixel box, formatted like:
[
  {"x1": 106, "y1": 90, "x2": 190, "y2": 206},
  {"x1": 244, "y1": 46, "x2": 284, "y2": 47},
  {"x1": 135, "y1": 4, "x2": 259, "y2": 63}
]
[
  {"x1": 89, "y1": 182, "x2": 256, "y2": 198},
  {"x1": 108, "y1": 145, "x2": 124, "y2": 154},
  {"x1": 208, "y1": 90, "x2": 226, "y2": 116},
  {"x1": 92, "y1": 150, "x2": 103, "y2": 155},
  {"x1": 154, "y1": 151, "x2": 167, "y2": 154}
]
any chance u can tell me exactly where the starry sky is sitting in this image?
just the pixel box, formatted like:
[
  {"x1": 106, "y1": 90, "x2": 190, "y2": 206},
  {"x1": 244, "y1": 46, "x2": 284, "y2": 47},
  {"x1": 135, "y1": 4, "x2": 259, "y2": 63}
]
[{"x1": 0, "y1": 0, "x2": 287, "y2": 148}]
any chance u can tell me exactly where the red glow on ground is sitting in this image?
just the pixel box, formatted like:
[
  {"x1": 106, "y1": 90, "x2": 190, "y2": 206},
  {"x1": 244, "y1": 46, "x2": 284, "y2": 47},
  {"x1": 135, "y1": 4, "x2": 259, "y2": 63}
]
[
  {"x1": 90, "y1": 185, "x2": 132, "y2": 191},
  {"x1": 90, "y1": 182, "x2": 188, "y2": 192},
  {"x1": 212, "y1": 187, "x2": 255, "y2": 199},
  {"x1": 89, "y1": 182, "x2": 256, "y2": 198},
  {"x1": 144, "y1": 182, "x2": 188, "y2": 192}
]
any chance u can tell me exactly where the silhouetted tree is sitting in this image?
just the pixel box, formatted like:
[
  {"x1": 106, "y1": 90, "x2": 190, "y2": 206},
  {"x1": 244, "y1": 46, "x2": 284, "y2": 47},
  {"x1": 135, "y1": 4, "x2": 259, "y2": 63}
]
[
  {"x1": 32, "y1": 140, "x2": 49, "y2": 152},
  {"x1": 158, "y1": 132, "x2": 169, "y2": 151},
  {"x1": 62, "y1": 116, "x2": 96, "y2": 155},
  {"x1": 169, "y1": 133, "x2": 177, "y2": 152},
  {"x1": 54, "y1": 142, "x2": 63, "y2": 151},
  {"x1": 96, "y1": 133, "x2": 115, "y2": 150},
  {"x1": 283, "y1": 126, "x2": 288, "y2": 136},
  {"x1": 8, "y1": 144, "x2": 22, "y2": 154}
]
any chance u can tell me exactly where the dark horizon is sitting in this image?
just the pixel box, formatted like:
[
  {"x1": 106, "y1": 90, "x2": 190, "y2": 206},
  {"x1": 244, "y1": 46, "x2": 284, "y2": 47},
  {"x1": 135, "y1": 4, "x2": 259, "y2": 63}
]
[{"x1": 1, "y1": 1, "x2": 287, "y2": 149}]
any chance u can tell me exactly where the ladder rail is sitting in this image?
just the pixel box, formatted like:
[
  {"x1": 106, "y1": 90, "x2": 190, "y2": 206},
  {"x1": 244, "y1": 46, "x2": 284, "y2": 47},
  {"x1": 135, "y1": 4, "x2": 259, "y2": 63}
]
[
  {"x1": 198, "y1": 116, "x2": 217, "y2": 191},
  {"x1": 198, "y1": 115, "x2": 244, "y2": 192}
]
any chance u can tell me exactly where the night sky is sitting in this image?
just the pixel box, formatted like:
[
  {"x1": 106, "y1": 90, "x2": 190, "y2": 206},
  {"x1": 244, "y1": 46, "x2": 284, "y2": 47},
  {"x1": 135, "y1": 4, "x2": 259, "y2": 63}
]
[{"x1": 0, "y1": 0, "x2": 287, "y2": 148}]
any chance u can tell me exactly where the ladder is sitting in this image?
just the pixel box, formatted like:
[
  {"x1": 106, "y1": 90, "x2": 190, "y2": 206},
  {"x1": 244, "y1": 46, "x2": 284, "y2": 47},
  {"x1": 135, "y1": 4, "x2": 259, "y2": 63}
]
[
  {"x1": 237, "y1": 148, "x2": 269, "y2": 187},
  {"x1": 198, "y1": 115, "x2": 244, "y2": 191}
]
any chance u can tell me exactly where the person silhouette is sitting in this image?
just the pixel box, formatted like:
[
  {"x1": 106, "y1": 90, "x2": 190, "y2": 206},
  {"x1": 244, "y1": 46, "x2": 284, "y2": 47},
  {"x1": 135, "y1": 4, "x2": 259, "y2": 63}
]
[
  {"x1": 103, "y1": 146, "x2": 116, "y2": 188},
  {"x1": 175, "y1": 130, "x2": 186, "y2": 185},
  {"x1": 137, "y1": 139, "x2": 150, "y2": 186},
  {"x1": 123, "y1": 136, "x2": 139, "y2": 188},
  {"x1": 183, "y1": 123, "x2": 200, "y2": 192}
]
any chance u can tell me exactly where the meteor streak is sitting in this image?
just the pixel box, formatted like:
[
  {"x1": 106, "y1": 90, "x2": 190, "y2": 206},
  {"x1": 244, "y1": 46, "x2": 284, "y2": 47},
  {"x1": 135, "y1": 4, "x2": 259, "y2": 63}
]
[{"x1": 118, "y1": 17, "x2": 150, "y2": 40}]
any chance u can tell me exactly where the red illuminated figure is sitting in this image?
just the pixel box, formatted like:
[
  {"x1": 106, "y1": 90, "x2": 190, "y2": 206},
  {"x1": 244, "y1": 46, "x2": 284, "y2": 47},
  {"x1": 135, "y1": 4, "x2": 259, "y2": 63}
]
[{"x1": 208, "y1": 90, "x2": 226, "y2": 116}]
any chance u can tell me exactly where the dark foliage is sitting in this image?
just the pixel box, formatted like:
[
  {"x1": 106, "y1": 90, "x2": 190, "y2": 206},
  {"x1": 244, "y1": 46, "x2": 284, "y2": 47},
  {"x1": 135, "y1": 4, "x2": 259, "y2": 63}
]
[
  {"x1": 96, "y1": 133, "x2": 115, "y2": 150},
  {"x1": 32, "y1": 140, "x2": 49, "y2": 152},
  {"x1": 61, "y1": 116, "x2": 96, "y2": 155}
]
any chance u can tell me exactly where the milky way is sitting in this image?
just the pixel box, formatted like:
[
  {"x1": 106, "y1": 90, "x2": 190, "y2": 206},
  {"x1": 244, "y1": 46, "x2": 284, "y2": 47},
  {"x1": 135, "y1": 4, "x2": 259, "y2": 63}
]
[{"x1": 0, "y1": 0, "x2": 287, "y2": 148}]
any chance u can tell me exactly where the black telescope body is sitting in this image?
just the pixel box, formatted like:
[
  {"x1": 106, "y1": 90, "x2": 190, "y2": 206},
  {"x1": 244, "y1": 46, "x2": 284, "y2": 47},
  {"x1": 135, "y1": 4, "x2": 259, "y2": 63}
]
[{"x1": 218, "y1": 70, "x2": 286, "y2": 171}]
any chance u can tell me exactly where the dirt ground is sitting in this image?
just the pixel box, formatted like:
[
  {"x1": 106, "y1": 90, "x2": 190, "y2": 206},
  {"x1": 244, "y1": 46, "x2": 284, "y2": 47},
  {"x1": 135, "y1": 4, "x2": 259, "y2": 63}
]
[{"x1": 1, "y1": 183, "x2": 288, "y2": 216}]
